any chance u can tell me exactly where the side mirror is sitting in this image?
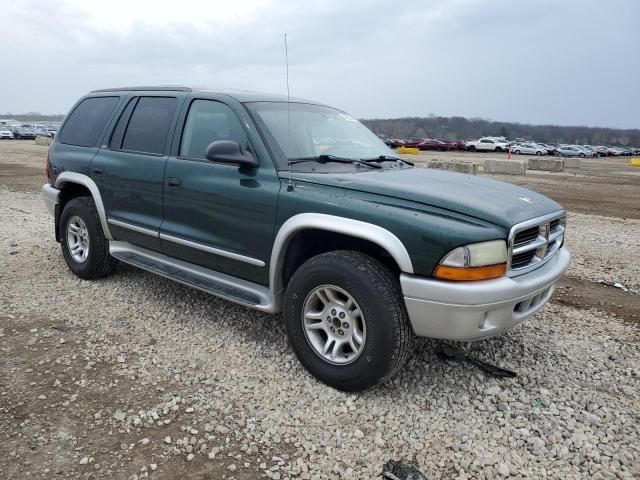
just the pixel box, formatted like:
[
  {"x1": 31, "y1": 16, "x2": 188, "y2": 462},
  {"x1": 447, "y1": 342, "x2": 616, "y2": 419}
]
[{"x1": 205, "y1": 140, "x2": 258, "y2": 168}]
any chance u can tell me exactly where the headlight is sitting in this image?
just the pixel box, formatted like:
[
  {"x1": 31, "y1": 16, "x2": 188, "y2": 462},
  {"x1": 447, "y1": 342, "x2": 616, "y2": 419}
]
[{"x1": 433, "y1": 240, "x2": 507, "y2": 281}]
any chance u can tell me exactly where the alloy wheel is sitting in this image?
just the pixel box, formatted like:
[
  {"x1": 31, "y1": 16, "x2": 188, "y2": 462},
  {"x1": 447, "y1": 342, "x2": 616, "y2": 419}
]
[
  {"x1": 302, "y1": 284, "x2": 366, "y2": 365},
  {"x1": 66, "y1": 215, "x2": 90, "y2": 263}
]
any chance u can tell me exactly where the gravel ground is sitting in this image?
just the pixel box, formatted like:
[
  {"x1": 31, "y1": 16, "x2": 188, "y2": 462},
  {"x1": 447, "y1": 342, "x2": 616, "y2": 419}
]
[
  {"x1": 1, "y1": 184, "x2": 639, "y2": 479},
  {"x1": 2, "y1": 138, "x2": 640, "y2": 480},
  {"x1": 565, "y1": 212, "x2": 640, "y2": 292}
]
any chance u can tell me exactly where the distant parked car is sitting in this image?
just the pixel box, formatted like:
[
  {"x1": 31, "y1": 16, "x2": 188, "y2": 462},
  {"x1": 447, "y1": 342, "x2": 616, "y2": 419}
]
[
  {"x1": 539, "y1": 143, "x2": 557, "y2": 155},
  {"x1": 618, "y1": 147, "x2": 632, "y2": 156},
  {"x1": 12, "y1": 127, "x2": 37, "y2": 140},
  {"x1": 573, "y1": 146, "x2": 595, "y2": 157},
  {"x1": 580, "y1": 145, "x2": 598, "y2": 157},
  {"x1": 556, "y1": 145, "x2": 585, "y2": 157},
  {"x1": 0, "y1": 126, "x2": 14, "y2": 139},
  {"x1": 512, "y1": 143, "x2": 545, "y2": 155},
  {"x1": 441, "y1": 139, "x2": 466, "y2": 150},
  {"x1": 606, "y1": 147, "x2": 622, "y2": 156},
  {"x1": 466, "y1": 137, "x2": 510, "y2": 152},
  {"x1": 595, "y1": 146, "x2": 610, "y2": 156},
  {"x1": 34, "y1": 127, "x2": 51, "y2": 137},
  {"x1": 47, "y1": 126, "x2": 59, "y2": 138},
  {"x1": 418, "y1": 139, "x2": 450, "y2": 151},
  {"x1": 402, "y1": 139, "x2": 424, "y2": 148}
]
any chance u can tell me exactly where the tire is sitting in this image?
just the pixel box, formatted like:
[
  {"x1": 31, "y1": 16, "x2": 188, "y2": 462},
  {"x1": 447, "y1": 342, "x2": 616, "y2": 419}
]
[
  {"x1": 536, "y1": 151, "x2": 542, "y2": 156},
  {"x1": 495, "y1": 147, "x2": 502, "y2": 152},
  {"x1": 468, "y1": 145, "x2": 476, "y2": 152},
  {"x1": 283, "y1": 250, "x2": 413, "y2": 392},
  {"x1": 59, "y1": 196, "x2": 117, "y2": 280},
  {"x1": 514, "y1": 150, "x2": 521, "y2": 155}
]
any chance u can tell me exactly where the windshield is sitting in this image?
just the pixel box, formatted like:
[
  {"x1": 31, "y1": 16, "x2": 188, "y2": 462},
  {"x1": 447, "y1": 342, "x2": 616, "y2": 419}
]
[{"x1": 246, "y1": 102, "x2": 397, "y2": 170}]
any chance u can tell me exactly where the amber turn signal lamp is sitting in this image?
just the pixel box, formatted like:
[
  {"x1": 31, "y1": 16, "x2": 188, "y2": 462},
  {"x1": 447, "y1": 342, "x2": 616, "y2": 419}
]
[{"x1": 433, "y1": 263, "x2": 507, "y2": 281}]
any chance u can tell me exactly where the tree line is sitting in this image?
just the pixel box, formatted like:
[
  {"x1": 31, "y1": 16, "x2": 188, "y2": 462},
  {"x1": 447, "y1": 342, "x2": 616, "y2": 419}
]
[
  {"x1": 361, "y1": 116, "x2": 640, "y2": 146},
  {"x1": 2, "y1": 112, "x2": 65, "y2": 123}
]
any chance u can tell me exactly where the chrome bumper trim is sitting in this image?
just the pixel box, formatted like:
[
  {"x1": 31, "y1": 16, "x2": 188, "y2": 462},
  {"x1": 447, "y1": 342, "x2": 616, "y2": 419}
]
[{"x1": 401, "y1": 248, "x2": 571, "y2": 340}]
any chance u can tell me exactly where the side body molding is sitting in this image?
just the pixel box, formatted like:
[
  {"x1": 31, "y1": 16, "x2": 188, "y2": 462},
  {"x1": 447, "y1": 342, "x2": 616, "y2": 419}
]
[
  {"x1": 269, "y1": 213, "x2": 414, "y2": 309},
  {"x1": 55, "y1": 172, "x2": 113, "y2": 240}
]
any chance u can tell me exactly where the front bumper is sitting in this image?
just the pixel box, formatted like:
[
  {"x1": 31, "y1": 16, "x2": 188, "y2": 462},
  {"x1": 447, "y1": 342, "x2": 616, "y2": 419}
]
[
  {"x1": 401, "y1": 248, "x2": 571, "y2": 340},
  {"x1": 42, "y1": 183, "x2": 60, "y2": 217}
]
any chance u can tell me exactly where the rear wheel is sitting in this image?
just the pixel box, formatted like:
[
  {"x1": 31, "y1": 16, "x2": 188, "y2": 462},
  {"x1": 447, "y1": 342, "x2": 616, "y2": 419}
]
[
  {"x1": 283, "y1": 250, "x2": 413, "y2": 391},
  {"x1": 468, "y1": 145, "x2": 476, "y2": 152},
  {"x1": 59, "y1": 196, "x2": 117, "y2": 280},
  {"x1": 514, "y1": 150, "x2": 521, "y2": 155},
  {"x1": 495, "y1": 147, "x2": 502, "y2": 152},
  {"x1": 536, "y1": 151, "x2": 542, "y2": 156}
]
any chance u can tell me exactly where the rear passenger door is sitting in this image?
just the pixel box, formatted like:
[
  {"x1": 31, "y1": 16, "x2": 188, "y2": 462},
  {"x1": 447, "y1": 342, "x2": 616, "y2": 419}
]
[
  {"x1": 160, "y1": 97, "x2": 280, "y2": 285},
  {"x1": 92, "y1": 95, "x2": 182, "y2": 252}
]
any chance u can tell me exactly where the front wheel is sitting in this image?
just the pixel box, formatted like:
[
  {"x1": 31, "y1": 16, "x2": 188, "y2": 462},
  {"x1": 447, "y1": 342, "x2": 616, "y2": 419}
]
[
  {"x1": 468, "y1": 145, "x2": 476, "y2": 152},
  {"x1": 536, "y1": 151, "x2": 542, "y2": 156},
  {"x1": 579, "y1": 153, "x2": 585, "y2": 158},
  {"x1": 283, "y1": 250, "x2": 413, "y2": 391},
  {"x1": 495, "y1": 147, "x2": 503, "y2": 152},
  {"x1": 514, "y1": 150, "x2": 521, "y2": 155}
]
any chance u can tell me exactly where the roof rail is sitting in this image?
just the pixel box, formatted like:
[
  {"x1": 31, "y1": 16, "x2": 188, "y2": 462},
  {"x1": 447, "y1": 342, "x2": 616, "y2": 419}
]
[{"x1": 90, "y1": 86, "x2": 192, "y2": 93}]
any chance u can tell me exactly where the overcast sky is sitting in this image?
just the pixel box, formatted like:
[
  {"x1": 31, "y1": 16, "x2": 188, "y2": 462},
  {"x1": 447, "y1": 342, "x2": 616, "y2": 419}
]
[{"x1": 2, "y1": 0, "x2": 638, "y2": 128}]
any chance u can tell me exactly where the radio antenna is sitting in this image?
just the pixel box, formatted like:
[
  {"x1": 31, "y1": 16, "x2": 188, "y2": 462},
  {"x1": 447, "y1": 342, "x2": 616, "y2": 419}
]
[{"x1": 284, "y1": 33, "x2": 293, "y2": 191}]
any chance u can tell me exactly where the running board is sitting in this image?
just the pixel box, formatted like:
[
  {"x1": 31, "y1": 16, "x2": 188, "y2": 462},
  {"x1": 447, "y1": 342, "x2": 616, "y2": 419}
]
[{"x1": 109, "y1": 241, "x2": 276, "y2": 312}]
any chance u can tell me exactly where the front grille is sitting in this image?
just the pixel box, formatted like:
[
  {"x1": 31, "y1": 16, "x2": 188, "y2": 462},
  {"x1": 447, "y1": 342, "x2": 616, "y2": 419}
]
[
  {"x1": 508, "y1": 213, "x2": 566, "y2": 275},
  {"x1": 511, "y1": 250, "x2": 537, "y2": 269},
  {"x1": 514, "y1": 226, "x2": 539, "y2": 246}
]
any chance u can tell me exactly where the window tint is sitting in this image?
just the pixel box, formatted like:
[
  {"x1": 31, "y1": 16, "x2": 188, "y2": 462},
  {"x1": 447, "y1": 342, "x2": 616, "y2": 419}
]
[
  {"x1": 180, "y1": 100, "x2": 247, "y2": 159},
  {"x1": 109, "y1": 98, "x2": 137, "y2": 149},
  {"x1": 59, "y1": 96, "x2": 119, "y2": 147},
  {"x1": 121, "y1": 97, "x2": 178, "y2": 155}
]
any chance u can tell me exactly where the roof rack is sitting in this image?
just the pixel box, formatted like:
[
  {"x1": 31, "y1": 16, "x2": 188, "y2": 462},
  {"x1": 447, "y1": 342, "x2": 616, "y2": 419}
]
[{"x1": 90, "y1": 86, "x2": 192, "y2": 93}]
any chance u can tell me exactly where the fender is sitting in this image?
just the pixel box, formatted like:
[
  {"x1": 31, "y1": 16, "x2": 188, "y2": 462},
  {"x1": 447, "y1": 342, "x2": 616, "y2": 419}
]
[
  {"x1": 269, "y1": 213, "x2": 414, "y2": 308},
  {"x1": 55, "y1": 172, "x2": 113, "y2": 240}
]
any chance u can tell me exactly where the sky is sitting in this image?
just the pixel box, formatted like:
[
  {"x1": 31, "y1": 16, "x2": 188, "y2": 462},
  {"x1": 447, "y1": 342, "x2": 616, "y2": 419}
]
[{"x1": 2, "y1": 0, "x2": 639, "y2": 128}]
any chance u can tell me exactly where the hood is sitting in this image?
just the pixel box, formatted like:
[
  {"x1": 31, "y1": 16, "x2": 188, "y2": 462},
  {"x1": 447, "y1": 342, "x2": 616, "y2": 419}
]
[{"x1": 289, "y1": 167, "x2": 563, "y2": 229}]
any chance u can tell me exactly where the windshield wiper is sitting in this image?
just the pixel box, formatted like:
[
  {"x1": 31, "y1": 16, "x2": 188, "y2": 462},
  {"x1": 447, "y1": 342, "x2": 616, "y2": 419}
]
[
  {"x1": 360, "y1": 155, "x2": 414, "y2": 166},
  {"x1": 289, "y1": 154, "x2": 381, "y2": 169}
]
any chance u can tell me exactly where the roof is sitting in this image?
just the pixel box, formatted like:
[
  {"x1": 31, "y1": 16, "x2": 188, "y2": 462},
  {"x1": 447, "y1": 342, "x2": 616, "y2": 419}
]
[{"x1": 89, "y1": 85, "x2": 319, "y2": 104}]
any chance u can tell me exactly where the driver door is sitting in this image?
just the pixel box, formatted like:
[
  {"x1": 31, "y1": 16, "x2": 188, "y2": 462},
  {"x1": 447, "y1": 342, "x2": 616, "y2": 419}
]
[{"x1": 160, "y1": 98, "x2": 280, "y2": 285}]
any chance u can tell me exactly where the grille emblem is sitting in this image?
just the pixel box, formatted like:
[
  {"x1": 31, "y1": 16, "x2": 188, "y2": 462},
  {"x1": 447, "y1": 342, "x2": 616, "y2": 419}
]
[
  {"x1": 537, "y1": 223, "x2": 550, "y2": 258},
  {"x1": 540, "y1": 223, "x2": 550, "y2": 240}
]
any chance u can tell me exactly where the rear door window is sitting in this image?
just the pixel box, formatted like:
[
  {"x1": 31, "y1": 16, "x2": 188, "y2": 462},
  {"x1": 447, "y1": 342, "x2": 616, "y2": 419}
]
[
  {"x1": 180, "y1": 100, "x2": 248, "y2": 159},
  {"x1": 121, "y1": 97, "x2": 178, "y2": 155},
  {"x1": 59, "y1": 96, "x2": 119, "y2": 147}
]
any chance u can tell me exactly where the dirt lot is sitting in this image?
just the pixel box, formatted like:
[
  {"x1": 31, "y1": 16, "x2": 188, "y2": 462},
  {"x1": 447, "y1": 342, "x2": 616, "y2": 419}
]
[
  {"x1": 408, "y1": 150, "x2": 640, "y2": 220},
  {"x1": 1, "y1": 140, "x2": 639, "y2": 479}
]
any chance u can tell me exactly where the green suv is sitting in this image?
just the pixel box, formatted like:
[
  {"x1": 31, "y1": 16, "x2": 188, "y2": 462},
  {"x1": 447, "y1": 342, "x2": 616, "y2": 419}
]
[{"x1": 42, "y1": 86, "x2": 570, "y2": 391}]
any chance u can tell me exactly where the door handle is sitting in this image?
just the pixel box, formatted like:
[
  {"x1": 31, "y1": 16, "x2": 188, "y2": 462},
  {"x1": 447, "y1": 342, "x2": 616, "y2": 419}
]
[
  {"x1": 93, "y1": 166, "x2": 104, "y2": 175},
  {"x1": 166, "y1": 177, "x2": 182, "y2": 188}
]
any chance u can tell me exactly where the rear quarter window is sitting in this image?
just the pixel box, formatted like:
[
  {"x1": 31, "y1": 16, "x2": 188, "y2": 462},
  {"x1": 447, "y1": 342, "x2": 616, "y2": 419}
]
[{"x1": 58, "y1": 96, "x2": 119, "y2": 147}]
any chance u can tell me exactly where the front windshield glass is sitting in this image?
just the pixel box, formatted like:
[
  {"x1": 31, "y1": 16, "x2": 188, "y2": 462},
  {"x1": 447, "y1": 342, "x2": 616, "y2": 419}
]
[{"x1": 246, "y1": 102, "x2": 397, "y2": 170}]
